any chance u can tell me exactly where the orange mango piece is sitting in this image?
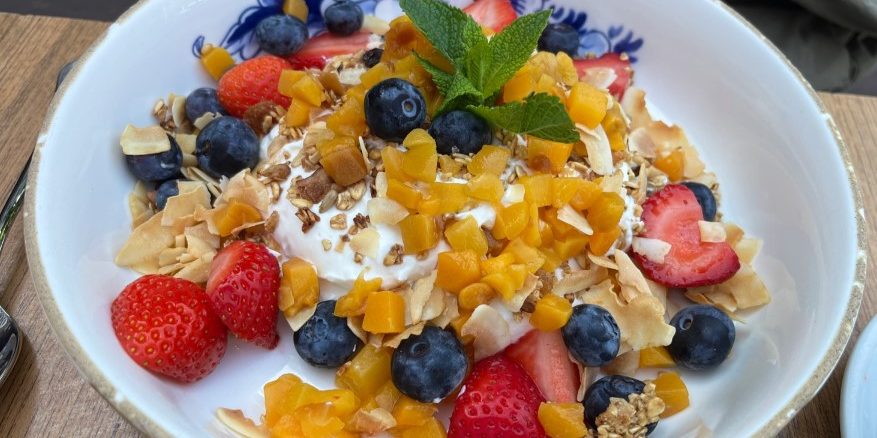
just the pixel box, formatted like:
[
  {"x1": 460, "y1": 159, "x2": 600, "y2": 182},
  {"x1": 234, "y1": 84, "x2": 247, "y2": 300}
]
[
  {"x1": 492, "y1": 202, "x2": 530, "y2": 240},
  {"x1": 279, "y1": 257, "x2": 320, "y2": 317},
  {"x1": 398, "y1": 214, "x2": 439, "y2": 254},
  {"x1": 587, "y1": 192, "x2": 626, "y2": 232},
  {"x1": 388, "y1": 179, "x2": 424, "y2": 210},
  {"x1": 278, "y1": 70, "x2": 308, "y2": 97},
  {"x1": 469, "y1": 145, "x2": 512, "y2": 176},
  {"x1": 283, "y1": 0, "x2": 309, "y2": 21},
  {"x1": 566, "y1": 82, "x2": 608, "y2": 129},
  {"x1": 402, "y1": 129, "x2": 438, "y2": 182},
  {"x1": 569, "y1": 180, "x2": 602, "y2": 211},
  {"x1": 537, "y1": 402, "x2": 588, "y2": 438},
  {"x1": 362, "y1": 291, "x2": 406, "y2": 334},
  {"x1": 382, "y1": 147, "x2": 411, "y2": 182},
  {"x1": 602, "y1": 105, "x2": 627, "y2": 152},
  {"x1": 589, "y1": 227, "x2": 621, "y2": 256},
  {"x1": 481, "y1": 253, "x2": 516, "y2": 275},
  {"x1": 520, "y1": 174, "x2": 554, "y2": 207},
  {"x1": 531, "y1": 294, "x2": 573, "y2": 332},
  {"x1": 326, "y1": 99, "x2": 367, "y2": 137},
  {"x1": 335, "y1": 272, "x2": 382, "y2": 317},
  {"x1": 424, "y1": 182, "x2": 469, "y2": 214},
  {"x1": 436, "y1": 250, "x2": 482, "y2": 294},
  {"x1": 398, "y1": 417, "x2": 448, "y2": 438},
  {"x1": 336, "y1": 345, "x2": 392, "y2": 399},
  {"x1": 285, "y1": 99, "x2": 312, "y2": 128},
  {"x1": 482, "y1": 272, "x2": 517, "y2": 300},
  {"x1": 467, "y1": 173, "x2": 504, "y2": 203},
  {"x1": 528, "y1": 137, "x2": 574, "y2": 174},
  {"x1": 639, "y1": 346, "x2": 675, "y2": 368},
  {"x1": 289, "y1": 74, "x2": 325, "y2": 106},
  {"x1": 553, "y1": 234, "x2": 589, "y2": 260},
  {"x1": 200, "y1": 46, "x2": 235, "y2": 80},
  {"x1": 438, "y1": 155, "x2": 462, "y2": 175},
  {"x1": 552, "y1": 178, "x2": 586, "y2": 208},
  {"x1": 458, "y1": 282, "x2": 495, "y2": 311},
  {"x1": 214, "y1": 200, "x2": 262, "y2": 237},
  {"x1": 445, "y1": 216, "x2": 489, "y2": 256},
  {"x1": 503, "y1": 238, "x2": 546, "y2": 273},
  {"x1": 393, "y1": 396, "x2": 438, "y2": 427},
  {"x1": 321, "y1": 144, "x2": 368, "y2": 187},
  {"x1": 653, "y1": 372, "x2": 690, "y2": 418},
  {"x1": 654, "y1": 149, "x2": 685, "y2": 182}
]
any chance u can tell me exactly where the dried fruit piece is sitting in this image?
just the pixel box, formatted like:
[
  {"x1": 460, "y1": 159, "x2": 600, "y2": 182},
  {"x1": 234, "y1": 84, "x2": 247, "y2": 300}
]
[
  {"x1": 336, "y1": 345, "x2": 393, "y2": 399},
  {"x1": 444, "y1": 216, "x2": 489, "y2": 256},
  {"x1": 278, "y1": 257, "x2": 319, "y2": 317},
  {"x1": 530, "y1": 294, "x2": 574, "y2": 332},
  {"x1": 469, "y1": 145, "x2": 512, "y2": 176},
  {"x1": 566, "y1": 82, "x2": 608, "y2": 129},
  {"x1": 213, "y1": 200, "x2": 262, "y2": 237},
  {"x1": 528, "y1": 137, "x2": 573, "y2": 174},
  {"x1": 321, "y1": 143, "x2": 368, "y2": 186},
  {"x1": 537, "y1": 402, "x2": 588, "y2": 438},
  {"x1": 436, "y1": 250, "x2": 482, "y2": 294},
  {"x1": 639, "y1": 346, "x2": 675, "y2": 368},
  {"x1": 362, "y1": 291, "x2": 406, "y2": 334},
  {"x1": 201, "y1": 46, "x2": 235, "y2": 80},
  {"x1": 652, "y1": 372, "x2": 689, "y2": 418}
]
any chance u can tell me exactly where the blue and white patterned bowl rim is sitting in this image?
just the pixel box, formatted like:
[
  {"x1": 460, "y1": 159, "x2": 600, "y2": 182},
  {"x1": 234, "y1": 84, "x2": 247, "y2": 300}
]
[{"x1": 192, "y1": 0, "x2": 644, "y2": 62}]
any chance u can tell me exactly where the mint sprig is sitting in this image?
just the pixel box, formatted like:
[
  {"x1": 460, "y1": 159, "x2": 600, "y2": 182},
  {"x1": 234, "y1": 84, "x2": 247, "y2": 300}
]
[{"x1": 398, "y1": 0, "x2": 578, "y2": 144}]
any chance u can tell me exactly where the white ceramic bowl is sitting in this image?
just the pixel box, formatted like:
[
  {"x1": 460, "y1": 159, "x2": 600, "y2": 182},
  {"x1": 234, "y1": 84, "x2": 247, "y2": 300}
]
[
  {"x1": 25, "y1": 0, "x2": 865, "y2": 437},
  {"x1": 841, "y1": 316, "x2": 877, "y2": 437}
]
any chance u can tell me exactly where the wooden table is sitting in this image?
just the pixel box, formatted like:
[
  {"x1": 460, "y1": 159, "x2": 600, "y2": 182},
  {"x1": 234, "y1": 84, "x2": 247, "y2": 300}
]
[{"x1": 0, "y1": 11, "x2": 872, "y2": 438}]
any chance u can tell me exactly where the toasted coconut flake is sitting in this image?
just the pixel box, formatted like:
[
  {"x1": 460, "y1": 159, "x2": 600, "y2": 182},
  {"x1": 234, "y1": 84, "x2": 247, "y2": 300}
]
[
  {"x1": 347, "y1": 315, "x2": 368, "y2": 343},
  {"x1": 368, "y1": 198, "x2": 409, "y2": 225},
  {"x1": 682, "y1": 145, "x2": 706, "y2": 178},
  {"x1": 286, "y1": 305, "x2": 318, "y2": 332},
  {"x1": 628, "y1": 128, "x2": 657, "y2": 159},
  {"x1": 504, "y1": 274, "x2": 540, "y2": 312},
  {"x1": 589, "y1": 253, "x2": 618, "y2": 270},
  {"x1": 735, "y1": 238, "x2": 763, "y2": 264},
  {"x1": 502, "y1": 184, "x2": 525, "y2": 205},
  {"x1": 158, "y1": 247, "x2": 186, "y2": 266},
  {"x1": 620, "y1": 87, "x2": 653, "y2": 130},
  {"x1": 350, "y1": 227, "x2": 380, "y2": 259},
  {"x1": 221, "y1": 170, "x2": 271, "y2": 214},
  {"x1": 408, "y1": 271, "x2": 438, "y2": 323},
  {"x1": 170, "y1": 93, "x2": 187, "y2": 129},
  {"x1": 162, "y1": 185, "x2": 211, "y2": 226},
  {"x1": 581, "y1": 67, "x2": 617, "y2": 90},
  {"x1": 698, "y1": 221, "x2": 726, "y2": 243},
  {"x1": 120, "y1": 125, "x2": 171, "y2": 155},
  {"x1": 176, "y1": 134, "x2": 197, "y2": 154},
  {"x1": 215, "y1": 408, "x2": 268, "y2": 438},
  {"x1": 615, "y1": 251, "x2": 652, "y2": 303},
  {"x1": 193, "y1": 112, "x2": 220, "y2": 130},
  {"x1": 723, "y1": 223, "x2": 745, "y2": 246},
  {"x1": 384, "y1": 322, "x2": 426, "y2": 349},
  {"x1": 557, "y1": 205, "x2": 594, "y2": 235},
  {"x1": 116, "y1": 212, "x2": 175, "y2": 273},
  {"x1": 128, "y1": 182, "x2": 155, "y2": 228},
  {"x1": 175, "y1": 252, "x2": 215, "y2": 283},
  {"x1": 582, "y1": 280, "x2": 675, "y2": 352},
  {"x1": 421, "y1": 287, "x2": 446, "y2": 321},
  {"x1": 580, "y1": 125, "x2": 614, "y2": 175},
  {"x1": 461, "y1": 304, "x2": 512, "y2": 361},
  {"x1": 575, "y1": 362, "x2": 591, "y2": 402},
  {"x1": 349, "y1": 408, "x2": 396, "y2": 434},
  {"x1": 375, "y1": 172, "x2": 388, "y2": 197},
  {"x1": 555, "y1": 266, "x2": 609, "y2": 296},
  {"x1": 646, "y1": 279, "x2": 668, "y2": 313},
  {"x1": 600, "y1": 171, "x2": 624, "y2": 195},
  {"x1": 602, "y1": 350, "x2": 640, "y2": 378},
  {"x1": 431, "y1": 294, "x2": 459, "y2": 328},
  {"x1": 688, "y1": 263, "x2": 769, "y2": 312},
  {"x1": 631, "y1": 237, "x2": 671, "y2": 264}
]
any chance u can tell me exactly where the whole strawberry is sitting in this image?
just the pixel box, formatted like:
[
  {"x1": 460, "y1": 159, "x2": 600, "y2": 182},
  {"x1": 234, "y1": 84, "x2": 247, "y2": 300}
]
[
  {"x1": 111, "y1": 275, "x2": 228, "y2": 383},
  {"x1": 218, "y1": 56, "x2": 292, "y2": 117},
  {"x1": 449, "y1": 355, "x2": 547, "y2": 438},
  {"x1": 207, "y1": 240, "x2": 281, "y2": 348}
]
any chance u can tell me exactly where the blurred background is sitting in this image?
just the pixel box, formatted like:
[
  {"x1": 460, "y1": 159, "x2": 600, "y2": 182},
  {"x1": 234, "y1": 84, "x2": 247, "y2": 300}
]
[{"x1": 3, "y1": 0, "x2": 877, "y2": 94}]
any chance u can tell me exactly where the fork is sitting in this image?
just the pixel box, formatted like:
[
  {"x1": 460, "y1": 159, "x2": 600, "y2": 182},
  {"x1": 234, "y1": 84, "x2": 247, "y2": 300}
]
[{"x1": 0, "y1": 60, "x2": 76, "y2": 387}]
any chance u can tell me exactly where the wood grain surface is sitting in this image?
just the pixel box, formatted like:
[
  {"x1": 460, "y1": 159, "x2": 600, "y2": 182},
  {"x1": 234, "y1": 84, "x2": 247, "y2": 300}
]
[{"x1": 0, "y1": 11, "x2": 872, "y2": 438}]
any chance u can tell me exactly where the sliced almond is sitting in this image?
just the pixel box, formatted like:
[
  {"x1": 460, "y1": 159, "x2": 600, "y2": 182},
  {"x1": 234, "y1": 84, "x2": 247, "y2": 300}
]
[
  {"x1": 193, "y1": 112, "x2": 220, "y2": 130},
  {"x1": 601, "y1": 350, "x2": 640, "y2": 378},
  {"x1": 375, "y1": 172, "x2": 389, "y2": 197},
  {"x1": 698, "y1": 221, "x2": 727, "y2": 243},
  {"x1": 384, "y1": 322, "x2": 426, "y2": 349},
  {"x1": 176, "y1": 134, "x2": 197, "y2": 154},
  {"x1": 461, "y1": 304, "x2": 511, "y2": 361},
  {"x1": 557, "y1": 205, "x2": 593, "y2": 235},
  {"x1": 169, "y1": 93, "x2": 187, "y2": 129},
  {"x1": 554, "y1": 266, "x2": 609, "y2": 296},
  {"x1": 430, "y1": 294, "x2": 459, "y2": 328},
  {"x1": 408, "y1": 271, "x2": 437, "y2": 324},
  {"x1": 120, "y1": 125, "x2": 171, "y2": 155},
  {"x1": 631, "y1": 237, "x2": 671, "y2": 264},
  {"x1": 504, "y1": 274, "x2": 539, "y2": 313},
  {"x1": 285, "y1": 305, "x2": 318, "y2": 332},
  {"x1": 580, "y1": 124, "x2": 613, "y2": 175}
]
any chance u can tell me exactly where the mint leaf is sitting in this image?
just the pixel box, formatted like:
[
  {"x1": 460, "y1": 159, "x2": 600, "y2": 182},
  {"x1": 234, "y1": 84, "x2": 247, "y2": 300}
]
[
  {"x1": 399, "y1": 0, "x2": 485, "y2": 67},
  {"x1": 475, "y1": 10, "x2": 550, "y2": 97},
  {"x1": 468, "y1": 93, "x2": 579, "y2": 143},
  {"x1": 416, "y1": 53, "x2": 455, "y2": 94},
  {"x1": 417, "y1": 53, "x2": 483, "y2": 113}
]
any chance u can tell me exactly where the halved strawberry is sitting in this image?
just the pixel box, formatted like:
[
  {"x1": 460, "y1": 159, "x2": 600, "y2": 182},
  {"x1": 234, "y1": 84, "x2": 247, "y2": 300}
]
[
  {"x1": 463, "y1": 0, "x2": 517, "y2": 33},
  {"x1": 573, "y1": 52, "x2": 632, "y2": 99},
  {"x1": 287, "y1": 31, "x2": 371, "y2": 70},
  {"x1": 632, "y1": 185, "x2": 740, "y2": 288},
  {"x1": 504, "y1": 330, "x2": 579, "y2": 403}
]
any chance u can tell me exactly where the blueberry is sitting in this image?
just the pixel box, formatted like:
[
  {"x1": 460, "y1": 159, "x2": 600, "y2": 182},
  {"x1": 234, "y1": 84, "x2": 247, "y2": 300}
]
[
  {"x1": 428, "y1": 110, "x2": 492, "y2": 155},
  {"x1": 255, "y1": 15, "x2": 309, "y2": 56},
  {"x1": 364, "y1": 78, "x2": 426, "y2": 142},
  {"x1": 125, "y1": 135, "x2": 183, "y2": 182},
  {"x1": 362, "y1": 48, "x2": 384, "y2": 68},
  {"x1": 391, "y1": 325, "x2": 468, "y2": 403},
  {"x1": 185, "y1": 88, "x2": 227, "y2": 122},
  {"x1": 562, "y1": 304, "x2": 620, "y2": 367},
  {"x1": 681, "y1": 182, "x2": 717, "y2": 221},
  {"x1": 155, "y1": 180, "x2": 180, "y2": 210},
  {"x1": 668, "y1": 305, "x2": 735, "y2": 371},
  {"x1": 324, "y1": 0, "x2": 363, "y2": 36},
  {"x1": 538, "y1": 23, "x2": 580, "y2": 56},
  {"x1": 294, "y1": 301, "x2": 362, "y2": 368},
  {"x1": 195, "y1": 117, "x2": 260, "y2": 178},
  {"x1": 584, "y1": 375, "x2": 657, "y2": 431}
]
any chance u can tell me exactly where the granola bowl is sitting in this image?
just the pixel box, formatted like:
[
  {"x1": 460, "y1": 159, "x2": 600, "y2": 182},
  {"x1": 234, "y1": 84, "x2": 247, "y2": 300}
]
[{"x1": 26, "y1": 0, "x2": 864, "y2": 437}]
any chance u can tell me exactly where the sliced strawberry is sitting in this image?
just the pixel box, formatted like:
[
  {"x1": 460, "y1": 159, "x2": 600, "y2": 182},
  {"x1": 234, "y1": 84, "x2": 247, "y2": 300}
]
[
  {"x1": 504, "y1": 330, "x2": 579, "y2": 403},
  {"x1": 633, "y1": 185, "x2": 740, "y2": 288},
  {"x1": 463, "y1": 0, "x2": 518, "y2": 33},
  {"x1": 449, "y1": 355, "x2": 546, "y2": 438},
  {"x1": 573, "y1": 52, "x2": 633, "y2": 99},
  {"x1": 287, "y1": 31, "x2": 371, "y2": 70},
  {"x1": 218, "y1": 56, "x2": 292, "y2": 118}
]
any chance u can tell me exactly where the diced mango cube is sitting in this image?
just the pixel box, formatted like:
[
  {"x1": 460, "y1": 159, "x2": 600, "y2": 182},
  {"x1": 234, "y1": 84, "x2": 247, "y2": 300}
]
[
  {"x1": 602, "y1": 106, "x2": 627, "y2": 152},
  {"x1": 469, "y1": 145, "x2": 512, "y2": 176},
  {"x1": 653, "y1": 372, "x2": 689, "y2": 418},
  {"x1": 492, "y1": 202, "x2": 529, "y2": 240},
  {"x1": 502, "y1": 66, "x2": 536, "y2": 103},
  {"x1": 482, "y1": 272, "x2": 517, "y2": 300},
  {"x1": 521, "y1": 203, "x2": 543, "y2": 248},
  {"x1": 326, "y1": 99, "x2": 367, "y2": 137},
  {"x1": 587, "y1": 192, "x2": 625, "y2": 232},
  {"x1": 537, "y1": 402, "x2": 589, "y2": 438},
  {"x1": 542, "y1": 207, "x2": 576, "y2": 238},
  {"x1": 553, "y1": 234, "x2": 589, "y2": 260},
  {"x1": 528, "y1": 138, "x2": 574, "y2": 174},
  {"x1": 298, "y1": 403, "x2": 346, "y2": 436},
  {"x1": 566, "y1": 82, "x2": 608, "y2": 129},
  {"x1": 458, "y1": 282, "x2": 495, "y2": 311},
  {"x1": 654, "y1": 149, "x2": 685, "y2": 182},
  {"x1": 362, "y1": 291, "x2": 406, "y2": 334},
  {"x1": 337, "y1": 345, "x2": 392, "y2": 399},
  {"x1": 503, "y1": 238, "x2": 545, "y2": 273},
  {"x1": 639, "y1": 346, "x2": 675, "y2": 368},
  {"x1": 361, "y1": 62, "x2": 394, "y2": 88},
  {"x1": 428, "y1": 182, "x2": 469, "y2": 214},
  {"x1": 481, "y1": 253, "x2": 516, "y2": 275},
  {"x1": 279, "y1": 257, "x2": 319, "y2": 316},
  {"x1": 290, "y1": 74, "x2": 325, "y2": 106},
  {"x1": 445, "y1": 216, "x2": 489, "y2": 256},
  {"x1": 539, "y1": 248, "x2": 564, "y2": 272},
  {"x1": 335, "y1": 272, "x2": 382, "y2": 317},
  {"x1": 285, "y1": 99, "x2": 312, "y2": 128},
  {"x1": 264, "y1": 374, "x2": 307, "y2": 427},
  {"x1": 321, "y1": 144, "x2": 368, "y2": 186},
  {"x1": 398, "y1": 214, "x2": 439, "y2": 254},
  {"x1": 402, "y1": 129, "x2": 438, "y2": 182},
  {"x1": 373, "y1": 380, "x2": 402, "y2": 411},
  {"x1": 214, "y1": 200, "x2": 262, "y2": 237},
  {"x1": 507, "y1": 264, "x2": 528, "y2": 290},
  {"x1": 467, "y1": 173, "x2": 504, "y2": 203},
  {"x1": 308, "y1": 388, "x2": 361, "y2": 419},
  {"x1": 436, "y1": 250, "x2": 482, "y2": 294},
  {"x1": 589, "y1": 227, "x2": 621, "y2": 256},
  {"x1": 283, "y1": 0, "x2": 309, "y2": 21},
  {"x1": 382, "y1": 147, "x2": 411, "y2": 182},
  {"x1": 569, "y1": 180, "x2": 602, "y2": 211},
  {"x1": 278, "y1": 70, "x2": 307, "y2": 97},
  {"x1": 200, "y1": 46, "x2": 235, "y2": 80},
  {"x1": 438, "y1": 155, "x2": 462, "y2": 175},
  {"x1": 519, "y1": 174, "x2": 554, "y2": 207},
  {"x1": 531, "y1": 294, "x2": 573, "y2": 332},
  {"x1": 398, "y1": 417, "x2": 448, "y2": 438},
  {"x1": 552, "y1": 178, "x2": 586, "y2": 208},
  {"x1": 388, "y1": 179, "x2": 423, "y2": 210},
  {"x1": 393, "y1": 396, "x2": 438, "y2": 427}
]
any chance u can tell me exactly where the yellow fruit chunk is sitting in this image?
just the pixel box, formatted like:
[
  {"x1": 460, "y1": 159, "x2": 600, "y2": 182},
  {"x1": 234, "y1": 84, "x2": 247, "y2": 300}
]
[
  {"x1": 602, "y1": 105, "x2": 627, "y2": 152},
  {"x1": 539, "y1": 248, "x2": 564, "y2": 272},
  {"x1": 531, "y1": 294, "x2": 573, "y2": 331},
  {"x1": 290, "y1": 74, "x2": 325, "y2": 106},
  {"x1": 337, "y1": 345, "x2": 393, "y2": 399},
  {"x1": 519, "y1": 174, "x2": 554, "y2": 207},
  {"x1": 566, "y1": 82, "x2": 608, "y2": 129},
  {"x1": 467, "y1": 173, "x2": 504, "y2": 203},
  {"x1": 458, "y1": 282, "x2": 495, "y2": 311},
  {"x1": 383, "y1": 147, "x2": 412, "y2": 182},
  {"x1": 438, "y1": 155, "x2": 462, "y2": 175},
  {"x1": 589, "y1": 227, "x2": 621, "y2": 256},
  {"x1": 362, "y1": 291, "x2": 406, "y2": 334},
  {"x1": 393, "y1": 396, "x2": 438, "y2": 427},
  {"x1": 503, "y1": 238, "x2": 545, "y2": 273},
  {"x1": 399, "y1": 214, "x2": 439, "y2": 254},
  {"x1": 285, "y1": 99, "x2": 312, "y2": 128},
  {"x1": 535, "y1": 73, "x2": 562, "y2": 97},
  {"x1": 278, "y1": 70, "x2": 307, "y2": 97},
  {"x1": 321, "y1": 144, "x2": 368, "y2": 187},
  {"x1": 653, "y1": 372, "x2": 689, "y2": 418},
  {"x1": 214, "y1": 200, "x2": 262, "y2": 237},
  {"x1": 507, "y1": 264, "x2": 528, "y2": 290},
  {"x1": 317, "y1": 135, "x2": 355, "y2": 157},
  {"x1": 449, "y1": 312, "x2": 473, "y2": 344},
  {"x1": 298, "y1": 403, "x2": 346, "y2": 436},
  {"x1": 445, "y1": 216, "x2": 489, "y2": 256},
  {"x1": 521, "y1": 204, "x2": 543, "y2": 248},
  {"x1": 481, "y1": 253, "x2": 515, "y2": 276},
  {"x1": 469, "y1": 145, "x2": 512, "y2": 176},
  {"x1": 542, "y1": 208, "x2": 576, "y2": 238},
  {"x1": 425, "y1": 182, "x2": 469, "y2": 214},
  {"x1": 361, "y1": 62, "x2": 394, "y2": 88},
  {"x1": 398, "y1": 417, "x2": 448, "y2": 438},
  {"x1": 555, "y1": 52, "x2": 578, "y2": 86},
  {"x1": 310, "y1": 389, "x2": 361, "y2": 419},
  {"x1": 200, "y1": 46, "x2": 235, "y2": 80},
  {"x1": 264, "y1": 374, "x2": 308, "y2": 427},
  {"x1": 502, "y1": 65, "x2": 536, "y2": 103},
  {"x1": 335, "y1": 272, "x2": 382, "y2": 317},
  {"x1": 537, "y1": 402, "x2": 588, "y2": 438},
  {"x1": 388, "y1": 179, "x2": 423, "y2": 210},
  {"x1": 372, "y1": 380, "x2": 402, "y2": 411},
  {"x1": 552, "y1": 178, "x2": 585, "y2": 208},
  {"x1": 482, "y1": 272, "x2": 516, "y2": 300},
  {"x1": 283, "y1": 0, "x2": 309, "y2": 21},
  {"x1": 587, "y1": 192, "x2": 626, "y2": 232},
  {"x1": 402, "y1": 129, "x2": 439, "y2": 182},
  {"x1": 492, "y1": 202, "x2": 530, "y2": 240},
  {"x1": 528, "y1": 138, "x2": 574, "y2": 174},
  {"x1": 639, "y1": 346, "x2": 675, "y2": 368},
  {"x1": 436, "y1": 250, "x2": 482, "y2": 294},
  {"x1": 279, "y1": 257, "x2": 319, "y2": 317},
  {"x1": 569, "y1": 180, "x2": 602, "y2": 211},
  {"x1": 326, "y1": 99, "x2": 367, "y2": 137},
  {"x1": 654, "y1": 149, "x2": 685, "y2": 182}
]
